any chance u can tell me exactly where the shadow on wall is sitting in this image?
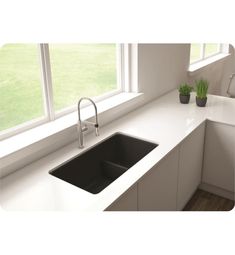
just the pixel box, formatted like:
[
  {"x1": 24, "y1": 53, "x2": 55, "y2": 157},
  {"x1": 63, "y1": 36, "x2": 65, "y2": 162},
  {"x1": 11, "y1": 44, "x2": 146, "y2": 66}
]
[
  {"x1": 188, "y1": 44, "x2": 235, "y2": 97},
  {"x1": 221, "y1": 44, "x2": 235, "y2": 97}
]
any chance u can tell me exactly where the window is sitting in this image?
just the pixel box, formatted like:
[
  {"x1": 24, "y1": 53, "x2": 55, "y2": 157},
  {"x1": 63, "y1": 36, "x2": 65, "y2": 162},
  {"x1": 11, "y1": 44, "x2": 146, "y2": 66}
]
[
  {"x1": 0, "y1": 44, "x2": 45, "y2": 132},
  {"x1": 0, "y1": 44, "x2": 124, "y2": 139},
  {"x1": 49, "y1": 44, "x2": 119, "y2": 112},
  {"x1": 190, "y1": 43, "x2": 222, "y2": 64}
]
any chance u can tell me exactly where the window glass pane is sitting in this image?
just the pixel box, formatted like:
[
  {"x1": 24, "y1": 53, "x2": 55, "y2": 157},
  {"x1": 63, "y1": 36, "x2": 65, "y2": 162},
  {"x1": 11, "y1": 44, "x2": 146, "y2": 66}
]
[
  {"x1": 190, "y1": 44, "x2": 201, "y2": 63},
  {"x1": 205, "y1": 44, "x2": 219, "y2": 57},
  {"x1": 49, "y1": 44, "x2": 118, "y2": 111},
  {"x1": 0, "y1": 44, "x2": 44, "y2": 132}
]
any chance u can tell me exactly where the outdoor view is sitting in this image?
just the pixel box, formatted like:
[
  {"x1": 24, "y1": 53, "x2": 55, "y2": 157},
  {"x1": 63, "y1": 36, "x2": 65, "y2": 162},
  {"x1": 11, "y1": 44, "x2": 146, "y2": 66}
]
[
  {"x1": 0, "y1": 44, "x2": 44, "y2": 132},
  {"x1": 49, "y1": 44, "x2": 117, "y2": 111},
  {"x1": 190, "y1": 43, "x2": 220, "y2": 63},
  {"x1": 0, "y1": 44, "x2": 117, "y2": 132}
]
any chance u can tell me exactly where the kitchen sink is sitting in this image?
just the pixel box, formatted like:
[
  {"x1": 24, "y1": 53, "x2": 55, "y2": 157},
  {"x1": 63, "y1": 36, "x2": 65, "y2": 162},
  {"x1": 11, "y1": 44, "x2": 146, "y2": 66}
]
[{"x1": 49, "y1": 132, "x2": 158, "y2": 194}]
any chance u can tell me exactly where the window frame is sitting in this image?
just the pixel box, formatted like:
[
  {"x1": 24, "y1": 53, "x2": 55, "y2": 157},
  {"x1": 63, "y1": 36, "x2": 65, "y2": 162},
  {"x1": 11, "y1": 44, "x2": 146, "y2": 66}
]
[
  {"x1": 0, "y1": 43, "x2": 127, "y2": 141},
  {"x1": 190, "y1": 43, "x2": 223, "y2": 64}
]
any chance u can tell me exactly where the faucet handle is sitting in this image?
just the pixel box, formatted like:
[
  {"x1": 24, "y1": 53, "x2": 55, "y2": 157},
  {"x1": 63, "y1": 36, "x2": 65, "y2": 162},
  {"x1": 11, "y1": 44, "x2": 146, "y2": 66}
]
[
  {"x1": 78, "y1": 122, "x2": 88, "y2": 132},
  {"x1": 82, "y1": 124, "x2": 88, "y2": 132},
  {"x1": 94, "y1": 124, "x2": 99, "y2": 136}
]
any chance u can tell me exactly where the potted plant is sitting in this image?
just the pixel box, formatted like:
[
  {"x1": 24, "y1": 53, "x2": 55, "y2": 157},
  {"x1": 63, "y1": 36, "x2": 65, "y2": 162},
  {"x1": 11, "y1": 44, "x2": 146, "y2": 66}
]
[
  {"x1": 178, "y1": 83, "x2": 193, "y2": 104},
  {"x1": 195, "y1": 79, "x2": 209, "y2": 107}
]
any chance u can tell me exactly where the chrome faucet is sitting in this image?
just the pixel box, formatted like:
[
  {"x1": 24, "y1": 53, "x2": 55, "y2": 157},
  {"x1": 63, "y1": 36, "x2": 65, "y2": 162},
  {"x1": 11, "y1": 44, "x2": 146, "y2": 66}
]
[{"x1": 77, "y1": 97, "x2": 99, "y2": 148}]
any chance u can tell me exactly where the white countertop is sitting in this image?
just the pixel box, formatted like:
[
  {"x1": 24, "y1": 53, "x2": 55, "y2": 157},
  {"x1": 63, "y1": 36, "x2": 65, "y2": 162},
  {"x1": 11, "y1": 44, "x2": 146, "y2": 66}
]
[{"x1": 1, "y1": 90, "x2": 235, "y2": 211}]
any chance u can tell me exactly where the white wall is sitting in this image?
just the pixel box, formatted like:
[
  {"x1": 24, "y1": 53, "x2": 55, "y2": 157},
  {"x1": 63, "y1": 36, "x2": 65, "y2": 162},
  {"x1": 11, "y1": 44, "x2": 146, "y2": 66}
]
[
  {"x1": 138, "y1": 44, "x2": 190, "y2": 101},
  {"x1": 220, "y1": 45, "x2": 235, "y2": 96},
  {"x1": 188, "y1": 45, "x2": 235, "y2": 96},
  {"x1": 138, "y1": 44, "x2": 235, "y2": 100}
]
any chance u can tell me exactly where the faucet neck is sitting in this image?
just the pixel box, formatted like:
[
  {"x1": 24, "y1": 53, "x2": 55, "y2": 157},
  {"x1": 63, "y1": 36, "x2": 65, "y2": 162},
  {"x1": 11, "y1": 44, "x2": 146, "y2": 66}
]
[
  {"x1": 77, "y1": 97, "x2": 99, "y2": 149},
  {"x1": 78, "y1": 97, "x2": 98, "y2": 125}
]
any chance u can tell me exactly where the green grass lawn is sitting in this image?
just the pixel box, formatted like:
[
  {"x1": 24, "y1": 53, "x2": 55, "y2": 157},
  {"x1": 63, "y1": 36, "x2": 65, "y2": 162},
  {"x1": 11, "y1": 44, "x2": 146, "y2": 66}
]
[{"x1": 0, "y1": 44, "x2": 117, "y2": 132}]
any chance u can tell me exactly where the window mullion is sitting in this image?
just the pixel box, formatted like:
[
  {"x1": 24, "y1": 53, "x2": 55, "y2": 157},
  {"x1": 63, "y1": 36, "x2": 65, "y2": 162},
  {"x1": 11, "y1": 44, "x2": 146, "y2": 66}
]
[
  {"x1": 39, "y1": 44, "x2": 55, "y2": 121},
  {"x1": 116, "y1": 43, "x2": 130, "y2": 93},
  {"x1": 218, "y1": 43, "x2": 223, "y2": 53},
  {"x1": 116, "y1": 44, "x2": 124, "y2": 91},
  {"x1": 200, "y1": 43, "x2": 205, "y2": 59},
  {"x1": 124, "y1": 44, "x2": 130, "y2": 92}
]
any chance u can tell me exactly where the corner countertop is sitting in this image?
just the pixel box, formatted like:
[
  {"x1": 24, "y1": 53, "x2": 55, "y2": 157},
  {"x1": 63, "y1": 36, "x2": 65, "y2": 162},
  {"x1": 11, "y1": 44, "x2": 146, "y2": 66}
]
[{"x1": 1, "y1": 90, "x2": 235, "y2": 211}]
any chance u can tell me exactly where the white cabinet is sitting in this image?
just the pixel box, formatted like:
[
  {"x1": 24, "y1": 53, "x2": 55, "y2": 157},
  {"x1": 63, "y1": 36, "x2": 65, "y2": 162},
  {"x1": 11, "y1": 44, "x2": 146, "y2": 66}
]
[
  {"x1": 138, "y1": 147, "x2": 179, "y2": 211},
  {"x1": 106, "y1": 123, "x2": 206, "y2": 211},
  {"x1": 177, "y1": 122, "x2": 205, "y2": 210},
  {"x1": 202, "y1": 121, "x2": 235, "y2": 192},
  {"x1": 105, "y1": 184, "x2": 138, "y2": 211}
]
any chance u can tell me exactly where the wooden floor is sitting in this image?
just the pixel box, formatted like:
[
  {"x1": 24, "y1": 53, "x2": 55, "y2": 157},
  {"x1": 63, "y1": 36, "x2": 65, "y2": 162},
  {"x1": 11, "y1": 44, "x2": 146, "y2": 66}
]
[{"x1": 183, "y1": 189, "x2": 234, "y2": 211}]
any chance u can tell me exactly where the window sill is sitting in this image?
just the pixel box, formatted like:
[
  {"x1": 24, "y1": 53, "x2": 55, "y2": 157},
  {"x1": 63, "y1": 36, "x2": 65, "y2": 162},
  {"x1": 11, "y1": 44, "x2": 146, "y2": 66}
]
[
  {"x1": 188, "y1": 53, "x2": 231, "y2": 76},
  {"x1": 0, "y1": 92, "x2": 143, "y2": 160}
]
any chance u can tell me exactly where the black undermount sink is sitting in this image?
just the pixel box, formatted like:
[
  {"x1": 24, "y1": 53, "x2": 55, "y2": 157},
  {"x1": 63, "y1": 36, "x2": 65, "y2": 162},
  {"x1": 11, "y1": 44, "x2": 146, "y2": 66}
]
[{"x1": 49, "y1": 132, "x2": 158, "y2": 194}]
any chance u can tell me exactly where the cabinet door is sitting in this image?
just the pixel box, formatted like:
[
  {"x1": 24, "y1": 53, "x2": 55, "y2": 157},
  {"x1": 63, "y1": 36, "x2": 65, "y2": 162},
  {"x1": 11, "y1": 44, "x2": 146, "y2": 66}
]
[
  {"x1": 177, "y1": 122, "x2": 205, "y2": 210},
  {"x1": 202, "y1": 121, "x2": 235, "y2": 192},
  {"x1": 138, "y1": 147, "x2": 179, "y2": 211},
  {"x1": 105, "y1": 184, "x2": 138, "y2": 211}
]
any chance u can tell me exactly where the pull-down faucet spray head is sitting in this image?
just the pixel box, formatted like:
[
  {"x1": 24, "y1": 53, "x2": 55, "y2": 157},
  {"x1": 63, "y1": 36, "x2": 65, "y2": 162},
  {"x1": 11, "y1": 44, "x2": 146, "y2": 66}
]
[{"x1": 77, "y1": 97, "x2": 99, "y2": 148}]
